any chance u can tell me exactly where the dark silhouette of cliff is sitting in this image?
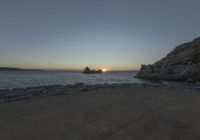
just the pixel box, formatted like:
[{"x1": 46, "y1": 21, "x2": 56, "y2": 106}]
[{"x1": 137, "y1": 37, "x2": 200, "y2": 82}]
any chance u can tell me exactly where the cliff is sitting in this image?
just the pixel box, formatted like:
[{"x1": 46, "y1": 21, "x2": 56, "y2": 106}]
[{"x1": 137, "y1": 37, "x2": 200, "y2": 82}]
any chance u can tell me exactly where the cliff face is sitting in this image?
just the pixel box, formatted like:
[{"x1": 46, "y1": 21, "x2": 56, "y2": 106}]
[{"x1": 137, "y1": 37, "x2": 200, "y2": 82}]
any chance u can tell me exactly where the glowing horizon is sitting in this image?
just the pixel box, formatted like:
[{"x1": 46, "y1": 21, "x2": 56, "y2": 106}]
[{"x1": 0, "y1": 63, "x2": 139, "y2": 71}]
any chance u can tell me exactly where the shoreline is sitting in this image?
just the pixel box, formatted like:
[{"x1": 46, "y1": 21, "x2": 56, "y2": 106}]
[{"x1": 0, "y1": 83, "x2": 200, "y2": 103}]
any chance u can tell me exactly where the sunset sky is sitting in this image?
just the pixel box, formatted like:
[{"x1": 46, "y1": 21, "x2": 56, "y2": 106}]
[{"x1": 0, "y1": 0, "x2": 200, "y2": 70}]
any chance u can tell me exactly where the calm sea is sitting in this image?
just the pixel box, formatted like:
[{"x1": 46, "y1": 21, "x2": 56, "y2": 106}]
[
  {"x1": 0, "y1": 71, "x2": 140, "y2": 89},
  {"x1": 0, "y1": 71, "x2": 199, "y2": 89}
]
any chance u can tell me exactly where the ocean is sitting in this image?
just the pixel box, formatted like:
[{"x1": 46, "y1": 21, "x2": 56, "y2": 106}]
[
  {"x1": 0, "y1": 71, "x2": 140, "y2": 89},
  {"x1": 0, "y1": 71, "x2": 199, "y2": 89}
]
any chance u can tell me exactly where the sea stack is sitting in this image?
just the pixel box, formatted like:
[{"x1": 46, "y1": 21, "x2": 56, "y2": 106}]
[
  {"x1": 82, "y1": 67, "x2": 103, "y2": 74},
  {"x1": 137, "y1": 37, "x2": 200, "y2": 82}
]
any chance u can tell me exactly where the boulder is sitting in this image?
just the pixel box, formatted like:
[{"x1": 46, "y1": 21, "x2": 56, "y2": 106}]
[{"x1": 137, "y1": 37, "x2": 200, "y2": 82}]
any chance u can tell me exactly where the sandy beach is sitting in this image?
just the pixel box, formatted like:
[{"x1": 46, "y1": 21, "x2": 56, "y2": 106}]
[{"x1": 0, "y1": 85, "x2": 200, "y2": 140}]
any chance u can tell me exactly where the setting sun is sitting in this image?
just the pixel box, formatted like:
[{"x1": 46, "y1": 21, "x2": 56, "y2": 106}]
[{"x1": 102, "y1": 69, "x2": 107, "y2": 72}]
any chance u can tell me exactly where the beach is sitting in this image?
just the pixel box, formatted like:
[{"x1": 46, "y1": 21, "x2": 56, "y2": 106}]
[
  {"x1": 0, "y1": 84, "x2": 200, "y2": 140},
  {"x1": 1, "y1": 0, "x2": 200, "y2": 140}
]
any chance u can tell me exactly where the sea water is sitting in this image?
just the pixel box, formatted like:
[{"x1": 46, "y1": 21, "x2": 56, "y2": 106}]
[
  {"x1": 0, "y1": 71, "x2": 199, "y2": 89},
  {"x1": 0, "y1": 71, "x2": 140, "y2": 89}
]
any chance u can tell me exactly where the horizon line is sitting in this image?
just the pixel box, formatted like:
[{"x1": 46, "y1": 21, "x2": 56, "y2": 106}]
[{"x1": 0, "y1": 66, "x2": 139, "y2": 72}]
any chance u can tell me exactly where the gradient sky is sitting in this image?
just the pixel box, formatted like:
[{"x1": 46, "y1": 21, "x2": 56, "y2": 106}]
[{"x1": 0, "y1": 0, "x2": 200, "y2": 70}]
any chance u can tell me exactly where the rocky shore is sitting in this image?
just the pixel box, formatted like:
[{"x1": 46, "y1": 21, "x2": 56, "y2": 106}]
[
  {"x1": 0, "y1": 83, "x2": 148, "y2": 103},
  {"x1": 137, "y1": 37, "x2": 200, "y2": 82},
  {"x1": 0, "y1": 82, "x2": 200, "y2": 103}
]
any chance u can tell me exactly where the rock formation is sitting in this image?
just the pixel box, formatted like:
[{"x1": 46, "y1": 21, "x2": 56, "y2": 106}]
[
  {"x1": 0, "y1": 67, "x2": 44, "y2": 72},
  {"x1": 82, "y1": 67, "x2": 103, "y2": 74},
  {"x1": 137, "y1": 37, "x2": 200, "y2": 82}
]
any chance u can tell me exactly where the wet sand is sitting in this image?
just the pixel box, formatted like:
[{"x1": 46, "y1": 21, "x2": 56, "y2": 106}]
[{"x1": 0, "y1": 85, "x2": 200, "y2": 140}]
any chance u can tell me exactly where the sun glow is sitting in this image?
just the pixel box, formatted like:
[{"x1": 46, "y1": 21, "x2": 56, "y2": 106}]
[{"x1": 102, "y1": 68, "x2": 107, "y2": 72}]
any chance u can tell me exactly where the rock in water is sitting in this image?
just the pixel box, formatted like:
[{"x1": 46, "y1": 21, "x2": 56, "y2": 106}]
[
  {"x1": 137, "y1": 37, "x2": 200, "y2": 82},
  {"x1": 82, "y1": 67, "x2": 103, "y2": 74}
]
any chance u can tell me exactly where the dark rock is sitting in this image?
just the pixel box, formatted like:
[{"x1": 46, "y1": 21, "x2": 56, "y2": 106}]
[
  {"x1": 74, "y1": 83, "x2": 84, "y2": 87},
  {"x1": 40, "y1": 89, "x2": 48, "y2": 94},
  {"x1": 82, "y1": 67, "x2": 103, "y2": 74},
  {"x1": 5, "y1": 95, "x2": 31, "y2": 102},
  {"x1": 137, "y1": 37, "x2": 200, "y2": 82},
  {"x1": 27, "y1": 88, "x2": 43, "y2": 94},
  {"x1": 0, "y1": 89, "x2": 11, "y2": 96},
  {"x1": 80, "y1": 88, "x2": 89, "y2": 92},
  {"x1": 185, "y1": 78, "x2": 195, "y2": 83},
  {"x1": 12, "y1": 88, "x2": 26, "y2": 94}
]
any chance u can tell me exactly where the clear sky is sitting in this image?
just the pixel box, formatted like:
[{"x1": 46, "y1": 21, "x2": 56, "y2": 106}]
[{"x1": 0, "y1": 0, "x2": 200, "y2": 70}]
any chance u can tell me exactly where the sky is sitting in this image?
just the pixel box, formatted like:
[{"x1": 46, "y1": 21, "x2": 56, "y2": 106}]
[{"x1": 0, "y1": 0, "x2": 200, "y2": 70}]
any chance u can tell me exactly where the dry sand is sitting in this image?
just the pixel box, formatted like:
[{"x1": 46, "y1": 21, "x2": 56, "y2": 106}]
[{"x1": 0, "y1": 85, "x2": 200, "y2": 140}]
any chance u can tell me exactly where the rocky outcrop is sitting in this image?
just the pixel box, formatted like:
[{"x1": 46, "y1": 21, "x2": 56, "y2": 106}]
[
  {"x1": 137, "y1": 37, "x2": 200, "y2": 82},
  {"x1": 0, "y1": 67, "x2": 44, "y2": 72},
  {"x1": 82, "y1": 67, "x2": 103, "y2": 74}
]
